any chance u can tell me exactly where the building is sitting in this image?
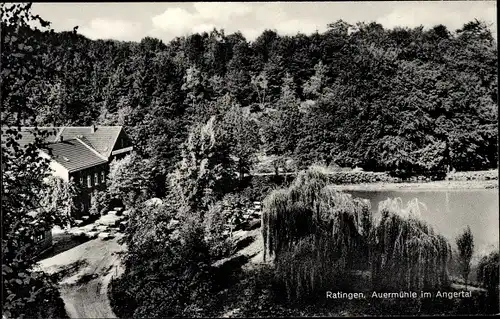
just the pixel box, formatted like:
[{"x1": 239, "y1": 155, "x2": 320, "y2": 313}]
[{"x1": 2, "y1": 125, "x2": 133, "y2": 218}]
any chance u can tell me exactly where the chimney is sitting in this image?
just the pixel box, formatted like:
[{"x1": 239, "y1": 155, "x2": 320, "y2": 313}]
[{"x1": 91, "y1": 124, "x2": 96, "y2": 133}]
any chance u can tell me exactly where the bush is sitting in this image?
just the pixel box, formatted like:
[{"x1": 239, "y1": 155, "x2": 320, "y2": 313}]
[
  {"x1": 447, "y1": 170, "x2": 499, "y2": 181},
  {"x1": 203, "y1": 193, "x2": 252, "y2": 258},
  {"x1": 111, "y1": 202, "x2": 224, "y2": 318},
  {"x1": 117, "y1": 220, "x2": 218, "y2": 318},
  {"x1": 89, "y1": 190, "x2": 110, "y2": 216},
  {"x1": 109, "y1": 276, "x2": 136, "y2": 319},
  {"x1": 5, "y1": 271, "x2": 69, "y2": 319},
  {"x1": 477, "y1": 250, "x2": 499, "y2": 312},
  {"x1": 239, "y1": 175, "x2": 290, "y2": 202}
]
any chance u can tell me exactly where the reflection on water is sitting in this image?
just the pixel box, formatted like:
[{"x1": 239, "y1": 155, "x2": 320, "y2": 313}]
[{"x1": 347, "y1": 189, "x2": 499, "y2": 257}]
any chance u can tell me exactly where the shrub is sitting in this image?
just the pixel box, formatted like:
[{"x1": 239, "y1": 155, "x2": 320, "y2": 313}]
[
  {"x1": 109, "y1": 276, "x2": 136, "y2": 319},
  {"x1": 114, "y1": 216, "x2": 218, "y2": 318},
  {"x1": 5, "y1": 271, "x2": 69, "y2": 319},
  {"x1": 89, "y1": 190, "x2": 110, "y2": 216},
  {"x1": 477, "y1": 250, "x2": 499, "y2": 312},
  {"x1": 204, "y1": 202, "x2": 233, "y2": 259},
  {"x1": 203, "y1": 193, "x2": 252, "y2": 258},
  {"x1": 112, "y1": 200, "x2": 226, "y2": 318}
]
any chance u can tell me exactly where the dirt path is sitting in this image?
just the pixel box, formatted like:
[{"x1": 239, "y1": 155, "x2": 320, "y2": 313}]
[
  {"x1": 36, "y1": 235, "x2": 126, "y2": 319},
  {"x1": 212, "y1": 226, "x2": 265, "y2": 270},
  {"x1": 215, "y1": 226, "x2": 269, "y2": 318}
]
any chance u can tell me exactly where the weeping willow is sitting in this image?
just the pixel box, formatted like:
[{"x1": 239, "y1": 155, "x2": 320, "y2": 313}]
[
  {"x1": 262, "y1": 167, "x2": 453, "y2": 300},
  {"x1": 371, "y1": 198, "x2": 452, "y2": 291},
  {"x1": 261, "y1": 167, "x2": 373, "y2": 300}
]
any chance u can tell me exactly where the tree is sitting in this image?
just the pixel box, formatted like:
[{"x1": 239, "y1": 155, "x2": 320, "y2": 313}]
[
  {"x1": 250, "y1": 71, "x2": 269, "y2": 111},
  {"x1": 261, "y1": 73, "x2": 302, "y2": 175},
  {"x1": 222, "y1": 104, "x2": 261, "y2": 181},
  {"x1": 262, "y1": 54, "x2": 286, "y2": 103},
  {"x1": 226, "y1": 39, "x2": 253, "y2": 106},
  {"x1": 169, "y1": 116, "x2": 237, "y2": 215},
  {"x1": 477, "y1": 250, "x2": 499, "y2": 311},
  {"x1": 302, "y1": 60, "x2": 328, "y2": 100},
  {"x1": 39, "y1": 176, "x2": 79, "y2": 227},
  {"x1": 107, "y1": 153, "x2": 155, "y2": 208},
  {"x1": 455, "y1": 225, "x2": 474, "y2": 288},
  {"x1": 372, "y1": 198, "x2": 451, "y2": 291},
  {"x1": 1, "y1": 3, "x2": 69, "y2": 318},
  {"x1": 35, "y1": 80, "x2": 69, "y2": 126},
  {"x1": 182, "y1": 66, "x2": 206, "y2": 119},
  {"x1": 203, "y1": 193, "x2": 251, "y2": 258},
  {"x1": 261, "y1": 167, "x2": 375, "y2": 300},
  {"x1": 89, "y1": 189, "x2": 110, "y2": 216},
  {"x1": 112, "y1": 203, "x2": 219, "y2": 318},
  {"x1": 5, "y1": 18, "x2": 497, "y2": 177}
]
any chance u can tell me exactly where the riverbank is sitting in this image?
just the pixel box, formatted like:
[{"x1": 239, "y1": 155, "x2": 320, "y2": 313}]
[
  {"x1": 252, "y1": 169, "x2": 498, "y2": 184},
  {"x1": 330, "y1": 179, "x2": 498, "y2": 191},
  {"x1": 245, "y1": 169, "x2": 497, "y2": 200},
  {"x1": 214, "y1": 220, "x2": 495, "y2": 317}
]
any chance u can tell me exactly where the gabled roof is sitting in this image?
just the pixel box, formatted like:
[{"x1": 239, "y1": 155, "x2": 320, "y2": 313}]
[
  {"x1": 44, "y1": 139, "x2": 107, "y2": 173},
  {"x1": 1, "y1": 126, "x2": 123, "y2": 158},
  {"x1": 56, "y1": 126, "x2": 122, "y2": 158}
]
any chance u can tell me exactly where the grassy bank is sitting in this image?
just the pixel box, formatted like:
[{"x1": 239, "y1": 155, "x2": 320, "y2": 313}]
[{"x1": 244, "y1": 169, "x2": 497, "y2": 200}]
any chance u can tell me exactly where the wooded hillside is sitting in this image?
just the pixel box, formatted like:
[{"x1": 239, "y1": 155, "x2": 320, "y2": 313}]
[{"x1": 2, "y1": 20, "x2": 498, "y2": 177}]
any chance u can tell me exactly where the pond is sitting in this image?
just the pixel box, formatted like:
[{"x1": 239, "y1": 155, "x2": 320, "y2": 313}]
[{"x1": 346, "y1": 189, "x2": 499, "y2": 257}]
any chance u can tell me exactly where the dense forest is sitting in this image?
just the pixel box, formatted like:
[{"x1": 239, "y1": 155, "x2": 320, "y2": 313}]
[
  {"x1": 2, "y1": 4, "x2": 499, "y2": 318},
  {"x1": 3, "y1": 19, "x2": 498, "y2": 179}
]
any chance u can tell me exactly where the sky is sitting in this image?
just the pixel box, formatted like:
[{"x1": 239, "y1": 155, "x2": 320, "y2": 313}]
[{"x1": 31, "y1": 1, "x2": 497, "y2": 43}]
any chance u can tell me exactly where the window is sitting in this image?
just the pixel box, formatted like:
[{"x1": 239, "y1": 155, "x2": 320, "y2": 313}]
[
  {"x1": 35, "y1": 233, "x2": 44, "y2": 243},
  {"x1": 101, "y1": 171, "x2": 105, "y2": 183},
  {"x1": 87, "y1": 175, "x2": 92, "y2": 188},
  {"x1": 94, "y1": 172, "x2": 99, "y2": 185}
]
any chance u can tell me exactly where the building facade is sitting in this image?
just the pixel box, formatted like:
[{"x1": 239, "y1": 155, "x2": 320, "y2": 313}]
[{"x1": 2, "y1": 125, "x2": 133, "y2": 219}]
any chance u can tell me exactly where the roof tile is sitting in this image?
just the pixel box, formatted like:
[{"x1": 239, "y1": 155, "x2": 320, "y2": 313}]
[
  {"x1": 2, "y1": 125, "x2": 126, "y2": 173},
  {"x1": 2, "y1": 126, "x2": 123, "y2": 158},
  {"x1": 44, "y1": 139, "x2": 107, "y2": 173}
]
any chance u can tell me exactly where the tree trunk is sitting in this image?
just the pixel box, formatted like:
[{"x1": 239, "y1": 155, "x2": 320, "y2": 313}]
[
  {"x1": 284, "y1": 160, "x2": 288, "y2": 183},
  {"x1": 239, "y1": 161, "x2": 243, "y2": 184}
]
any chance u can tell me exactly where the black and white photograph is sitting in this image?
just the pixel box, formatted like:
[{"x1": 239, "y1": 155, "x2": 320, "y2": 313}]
[{"x1": 1, "y1": 1, "x2": 498, "y2": 318}]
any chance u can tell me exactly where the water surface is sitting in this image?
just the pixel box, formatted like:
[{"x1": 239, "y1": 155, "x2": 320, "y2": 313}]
[{"x1": 347, "y1": 189, "x2": 499, "y2": 257}]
